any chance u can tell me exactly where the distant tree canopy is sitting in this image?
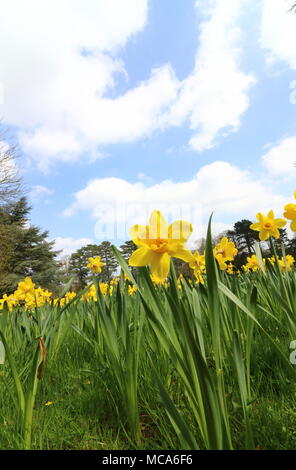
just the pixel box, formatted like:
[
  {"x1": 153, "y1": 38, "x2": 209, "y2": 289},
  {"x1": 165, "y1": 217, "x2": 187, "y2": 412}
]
[
  {"x1": 69, "y1": 241, "x2": 118, "y2": 289},
  {"x1": 0, "y1": 197, "x2": 61, "y2": 295},
  {"x1": 119, "y1": 240, "x2": 137, "y2": 276}
]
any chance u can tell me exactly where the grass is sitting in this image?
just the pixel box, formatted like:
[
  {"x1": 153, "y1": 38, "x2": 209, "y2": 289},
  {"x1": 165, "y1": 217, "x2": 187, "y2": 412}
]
[{"x1": 0, "y1": 224, "x2": 295, "y2": 450}]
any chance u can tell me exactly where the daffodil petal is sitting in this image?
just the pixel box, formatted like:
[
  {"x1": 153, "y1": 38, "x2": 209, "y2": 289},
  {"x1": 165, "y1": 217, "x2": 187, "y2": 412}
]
[
  {"x1": 170, "y1": 245, "x2": 195, "y2": 263},
  {"x1": 270, "y1": 228, "x2": 280, "y2": 238},
  {"x1": 250, "y1": 223, "x2": 260, "y2": 231},
  {"x1": 291, "y1": 220, "x2": 296, "y2": 232},
  {"x1": 267, "y1": 210, "x2": 274, "y2": 219},
  {"x1": 168, "y1": 220, "x2": 193, "y2": 242},
  {"x1": 274, "y1": 218, "x2": 287, "y2": 228},
  {"x1": 256, "y1": 213, "x2": 264, "y2": 222},
  {"x1": 149, "y1": 210, "x2": 169, "y2": 239},
  {"x1": 129, "y1": 246, "x2": 153, "y2": 267},
  {"x1": 130, "y1": 224, "x2": 149, "y2": 245},
  {"x1": 259, "y1": 230, "x2": 269, "y2": 241},
  {"x1": 150, "y1": 252, "x2": 170, "y2": 281}
]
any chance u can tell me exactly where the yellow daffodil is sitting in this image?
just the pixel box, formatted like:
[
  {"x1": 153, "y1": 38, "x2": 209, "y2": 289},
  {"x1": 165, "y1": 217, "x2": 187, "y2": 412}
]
[
  {"x1": 244, "y1": 254, "x2": 261, "y2": 272},
  {"x1": 129, "y1": 210, "x2": 193, "y2": 282},
  {"x1": 278, "y1": 255, "x2": 295, "y2": 272},
  {"x1": 128, "y1": 285, "x2": 137, "y2": 296},
  {"x1": 283, "y1": 191, "x2": 296, "y2": 232},
  {"x1": 16, "y1": 277, "x2": 35, "y2": 298},
  {"x1": 189, "y1": 251, "x2": 206, "y2": 273},
  {"x1": 86, "y1": 256, "x2": 105, "y2": 273},
  {"x1": 188, "y1": 250, "x2": 206, "y2": 283},
  {"x1": 226, "y1": 263, "x2": 235, "y2": 275},
  {"x1": 213, "y1": 237, "x2": 238, "y2": 270},
  {"x1": 250, "y1": 211, "x2": 286, "y2": 241}
]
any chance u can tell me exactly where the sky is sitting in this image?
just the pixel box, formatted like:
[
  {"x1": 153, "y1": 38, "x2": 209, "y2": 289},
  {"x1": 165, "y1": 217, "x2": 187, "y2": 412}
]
[{"x1": 0, "y1": 0, "x2": 296, "y2": 256}]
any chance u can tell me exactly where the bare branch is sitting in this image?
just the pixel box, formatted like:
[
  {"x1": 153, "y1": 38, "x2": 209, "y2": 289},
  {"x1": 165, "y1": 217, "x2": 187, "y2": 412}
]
[{"x1": 0, "y1": 125, "x2": 23, "y2": 204}]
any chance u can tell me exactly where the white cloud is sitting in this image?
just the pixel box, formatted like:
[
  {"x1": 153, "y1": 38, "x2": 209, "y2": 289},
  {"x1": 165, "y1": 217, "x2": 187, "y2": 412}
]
[
  {"x1": 137, "y1": 172, "x2": 152, "y2": 182},
  {"x1": 63, "y1": 160, "x2": 289, "y2": 243},
  {"x1": 0, "y1": 0, "x2": 149, "y2": 168},
  {"x1": 0, "y1": 0, "x2": 255, "y2": 168},
  {"x1": 29, "y1": 185, "x2": 54, "y2": 202},
  {"x1": 261, "y1": 136, "x2": 296, "y2": 177},
  {"x1": 52, "y1": 236, "x2": 94, "y2": 257},
  {"x1": 164, "y1": 0, "x2": 256, "y2": 151},
  {"x1": 260, "y1": 0, "x2": 296, "y2": 70}
]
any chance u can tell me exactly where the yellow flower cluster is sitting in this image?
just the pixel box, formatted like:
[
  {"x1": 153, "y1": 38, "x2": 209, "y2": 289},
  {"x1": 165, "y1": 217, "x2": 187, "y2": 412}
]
[
  {"x1": 128, "y1": 210, "x2": 240, "y2": 284},
  {"x1": 250, "y1": 191, "x2": 296, "y2": 241},
  {"x1": 0, "y1": 277, "x2": 52, "y2": 311},
  {"x1": 1, "y1": 196, "x2": 295, "y2": 310},
  {"x1": 0, "y1": 278, "x2": 121, "y2": 311},
  {"x1": 242, "y1": 254, "x2": 295, "y2": 273}
]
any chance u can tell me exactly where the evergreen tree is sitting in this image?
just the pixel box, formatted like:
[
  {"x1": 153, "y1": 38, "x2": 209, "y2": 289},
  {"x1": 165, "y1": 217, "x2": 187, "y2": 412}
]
[
  {"x1": 69, "y1": 244, "x2": 101, "y2": 289},
  {"x1": 0, "y1": 197, "x2": 61, "y2": 295},
  {"x1": 273, "y1": 228, "x2": 290, "y2": 255},
  {"x1": 227, "y1": 219, "x2": 258, "y2": 255},
  {"x1": 69, "y1": 241, "x2": 118, "y2": 288},
  {"x1": 119, "y1": 240, "x2": 137, "y2": 276},
  {"x1": 97, "y1": 241, "x2": 118, "y2": 283},
  {"x1": 288, "y1": 235, "x2": 296, "y2": 257}
]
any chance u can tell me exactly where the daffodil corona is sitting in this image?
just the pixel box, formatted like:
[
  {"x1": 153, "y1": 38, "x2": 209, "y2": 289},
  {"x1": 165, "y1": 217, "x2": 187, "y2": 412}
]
[{"x1": 128, "y1": 210, "x2": 193, "y2": 282}]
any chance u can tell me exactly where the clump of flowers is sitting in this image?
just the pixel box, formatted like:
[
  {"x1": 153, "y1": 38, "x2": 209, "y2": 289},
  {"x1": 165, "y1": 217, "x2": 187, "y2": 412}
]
[
  {"x1": 213, "y1": 237, "x2": 238, "y2": 270},
  {"x1": 277, "y1": 255, "x2": 295, "y2": 272}
]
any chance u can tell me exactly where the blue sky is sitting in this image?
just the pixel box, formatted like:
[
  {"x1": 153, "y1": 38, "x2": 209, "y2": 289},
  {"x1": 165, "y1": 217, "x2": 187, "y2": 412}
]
[{"x1": 0, "y1": 0, "x2": 296, "y2": 255}]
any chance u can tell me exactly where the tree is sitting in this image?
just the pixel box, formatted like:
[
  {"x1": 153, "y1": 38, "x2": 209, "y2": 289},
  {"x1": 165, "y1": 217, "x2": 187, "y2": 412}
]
[
  {"x1": 273, "y1": 228, "x2": 290, "y2": 254},
  {"x1": 119, "y1": 240, "x2": 137, "y2": 276},
  {"x1": 97, "y1": 241, "x2": 118, "y2": 283},
  {"x1": 0, "y1": 197, "x2": 61, "y2": 295},
  {"x1": 69, "y1": 244, "x2": 101, "y2": 290},
  {"x1": 288, "y1": 235, "x2": 296, "y2": 257},
  {"x1": 227, "y1": 220, "x2": 258, "y2": 256},
  {"x1": 0, "y1": 130, "x2": 22, "y2": 205},
  {"x1": 69, "y1": 241, "x2": 118, "y2": 288}
]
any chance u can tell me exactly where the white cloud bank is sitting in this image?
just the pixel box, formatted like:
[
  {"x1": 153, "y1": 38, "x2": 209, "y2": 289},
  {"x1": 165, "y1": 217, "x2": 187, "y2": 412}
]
[
  {"x1": 261, "y1": 136, "x2": 296, "y2": 178},
  {"x1": 165, "y1": 0, "x2": 256, "y2": 151},
  {"x1": 0, "y1": 0, "x2": 256, "y2": 169},
  {"x1": 260, "y1": 0, "x2": 296, "y2": 70},
  {"x1": 52, "y1": 236, "x2": 94, "y2": 257},
  {"x1": 63, "y1": 160, "x2": 290, "y2": 243}
]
